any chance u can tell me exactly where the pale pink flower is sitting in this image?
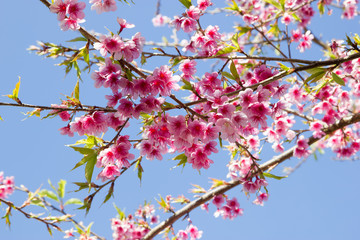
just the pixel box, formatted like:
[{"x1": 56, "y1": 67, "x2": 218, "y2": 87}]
[
  {"x1": 212, "y1": 195, "x2": 225, "y2": 208},
  {"x1": 152, "y1": 14, "x2": 171, "y2": 27},
  {"x1": 67, "y1": 0, "x2": 86, "y2": 20},
  {"x1": 186, "y1": 225, "x2": 203, "y2": 240},
  {"x1": 186, "y1": 6, "x2": 202, "y2": 20},
  {"x1": 281, "y1": 12, "x2": 293, "y2": 25},
  {"x1": 117, "y1": 18, "x2": 135, "y2": 30},
  {"x1": 60, "y1": 17, "x2": 85, "y2": 31},
  {"x1": 90, "y1": 0, "x2": 117, "y2": 13},
  {"x1": 97, "y1": 165, "x2": 121, "y2": 181},
  {"x1": 49, "y1": 0, "x2": 68, "y2": 20},
  {"x1": 197, "y1": 0, "x2": 212, "y2": 11},
  {"x1": 181, "y1": 17, "x2": 198, "y2": 33}
]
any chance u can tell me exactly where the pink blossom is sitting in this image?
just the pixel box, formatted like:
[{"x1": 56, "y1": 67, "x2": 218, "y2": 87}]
[
  {"x1": 197, "y1": 0, "x2": 212, "y2": 11},
  {"x1": 291, "y1": 29, "x2": 302, "y2": 42},
  {"x1": 212, "y1": 195, "x2": 225, "y2": 208},
  {"x1": 179, "y1": 60, "x2": 197, "y2": 79},
  {"x1": 243, "y1": 14, "x2": 259, "y2": 25},
  {"x1": 90, "y1": 0, "x2": 117, "y2": 13},
  {"x1": 180, "y1": 17, "x2": 198, "y2": 33},
  {"x1": 253, "y1": 192, "x2": 269, "y2": 206},
  {"x1": 243, "y1": 180, "x2": 259, "y2": 193},
  {"x1": 117, "y1": 17, "x2": 135, "y2": 30},
  {"x1": 60, "y1": 17, "x2": 85, "y2": 31},
  {"x1": 186, "y1": 6, "x2": 202, "y2": 20},
  {"x1": 49, "y1": 0, "x2": 68, "y2": 20},
  {"x1": 67, "y1": 0, "x2": 86, "y2": 20},
  {"x1": 59, "y1": 125, "x2": 74, "y2": 137},
  {"x1": 177, "y1": 230, "x2": 189, "y2": 240},
  {"x1": 294, "y1": 136, "x2": 311, "y2": 158},
  {"x1": 281, "y1": 12, "x2": 293, "y2": 25},
  {"x1": 186, "y1": 225, "x2": 203, "y2": 240},
  {"x1": 152, "y1": 14, "x2": 171, "y2": 27},
  {"x1": 297, "y1": 30, "x2": 314, "y2": 52},
  {"x1": 97, "y1": 164, "x2": 120, "y2": 181},
  {"x1": 150, "y1": 65, "x2": 180, "y2": 96},
  {"x1": 188, "y1": 147, "x2": 214, "y2": 169}
]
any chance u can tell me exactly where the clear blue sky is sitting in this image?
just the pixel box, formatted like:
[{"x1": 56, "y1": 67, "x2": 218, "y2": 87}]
[{"x1": 1, "y1": 1, "x2": 359, "y2": 239}]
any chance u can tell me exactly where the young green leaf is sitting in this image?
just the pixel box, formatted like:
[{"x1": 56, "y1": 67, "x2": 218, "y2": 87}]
[
  {"x1": 230, "y1": 61, "x2": 240, "y2": 80},
  {"x1": 178, "y1": 0, "x2": 192, "y2": 8},
  {"x1": 38, "y1": 189, "x2": 59, "y2": 202},
  {"x1": 58, "y1": 179, "x2": 66, "y2": 199},
  {"x1": 215, "y1": 46, "x2": 236, "y2": 56},
  {"x1": 263, "y1": 172, "x2": 287, "y2": 180},
  {"x1": 5, "y1": 77, "x2": 21, "y2": 104},
  {"x1": 74, "y1": 80, "x2": 80, "y2": 100},
  {"x1": 64, "y1": 198, "x2": 83, "y2": 206},
  {"x1": 331, "y1": 72, "x2": 345, "y2": 86},
  {"x1": 85, "y1": 153, "x2": 97, "y2": 183},
  {"x1": 66, "y1": 37, "x2": 87, "y2": 42}
]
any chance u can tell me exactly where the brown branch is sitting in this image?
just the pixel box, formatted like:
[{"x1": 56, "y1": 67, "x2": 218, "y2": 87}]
[
  {"x1": 0, "y1": 197, "x2": 63, "y2": 232},
  {"x1": 0, "y1": 102, "x2": 116, "y2": 113},
  {"x1": 143, "y1": 112, "x2": 360, "y2": 239}
]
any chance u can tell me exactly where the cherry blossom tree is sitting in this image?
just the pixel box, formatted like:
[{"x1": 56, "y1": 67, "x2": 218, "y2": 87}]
[{"x1": 1, "y1": 0, "x2": 360, "y2": 239}]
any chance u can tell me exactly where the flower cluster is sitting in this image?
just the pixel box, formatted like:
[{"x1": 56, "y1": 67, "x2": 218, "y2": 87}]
[
  {"x1": 89, "y1": 0, "x2": 117, "y2": 14},
  {"x1": 96, "y1": 135, "x2": 135, "y2": 181},
  {"x1": 94, "y1": 30, "x2": 145, "y2": 63},
  {"x1": 0, "y1": 172, "x2": 15, "y2": 199},
  {"x1": 176, "y1": 224, "x2": 203, "y2": 240},
  {"x1": 111, "y1": 204, "x2": 159, "y2": 240},
  {"x1": 49, "y1": 0, "x2": 86, "y2": 31},
  {"x1": 213, "y1": 195, "x2": 243, "y2": 220}
]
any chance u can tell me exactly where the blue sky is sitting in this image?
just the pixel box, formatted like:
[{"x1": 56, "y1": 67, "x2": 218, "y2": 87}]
[{"x1": 1, "y1": 0, "x2": 360, "y2": 239}]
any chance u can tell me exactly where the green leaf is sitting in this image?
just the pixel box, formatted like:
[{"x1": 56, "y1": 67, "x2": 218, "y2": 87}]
[
  {"x1": 73, "y1": 182, "x2": 91, "y2": 192},
  {"x1": 215, "y1": 46, "x2": 236, "y2": 56},
  {"x1": 66, "y1": 37, "x2": 87, "y2": 42},
  {"x1": 278, "y1": 63, "x2": 290, "y2": 71},
  {"x1": 263, "y1": 172, "x2": 287, "y2": 180},
  {"x1": 230, "y1": 61, "x2": 239, "y2": 80},
  {"x1": 103, "y1": 182, "x2": 114, "y2": 204},
  {"x1": 170, "y1": 57, "x2": 182, "y2": 68},
  {"x1": 73, "y1": 61, "x2": 82, "y2": 80},
  {"x1": 354, "y1": 33, "x2": 360, "y2": 45},
  {"x1": 318, "y1": 1, "x2": 325, "y2": 15},
  {"x1": 74, "y1": 80, "x2": 80, "y2": 100},
  {"x1": 70, "y1": 148, "x2": 97, "y2": 171},
  {"x1": 113, "y1": 203, "x2": 126, "y2": 220},
  {"x1": 305, "y1": 70, "x2": 326, "y2": 84},
  {"x1": 58, "y1": 179, "x2": 66, "y2": 199},
  {"x1": 135, "y1": 158, "x2": 143, "y2": 183},
  {"x1": 231, "y1": 33, "x2": 240, "y2": 49},
  {"x1": 178, "y1": 0, "x2": 192, "y2": 8},
  {"x1": 173, "y1": 153, "x2": 187, "y2": 168},
  {"x1": 181, "y1": 79, "x2": 193, "y2": 91},
  {"x1": 263, "y1": 0, "x2": 282, "y2": 10},
  {"x1": 305, "y1": 67, "x2": 326, "y2": 75},
  {"x1": 332, "y1": 72, "x2": 345, "y2": 86},
  {"x1": 70, "y1": 146, "x2": 96, "y2": 155},
  {"x1": 292, "y1": 13, "x2": 301, "y2": 22},
  {"x1": 85, "y1": 153, "x2": 97, "y2": 183},
  {"x1": 236, "y1": 26, "x2": 252, "y2": 36},
  {"x1": 5, "y1": 77, "x2": 21, "y2": 103},
  {"x1": 64, "y1": 198, "x2": 83, "y2": 206},
  {"x1": 222, "y1": 71, "x2": 236, "y2": 80},
  {"x1": 82, "y1": 48, "x2": 90, "y2": 66},
  {"x1": 38, "y1": 189, "x2": 59, "y2": 202}
]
